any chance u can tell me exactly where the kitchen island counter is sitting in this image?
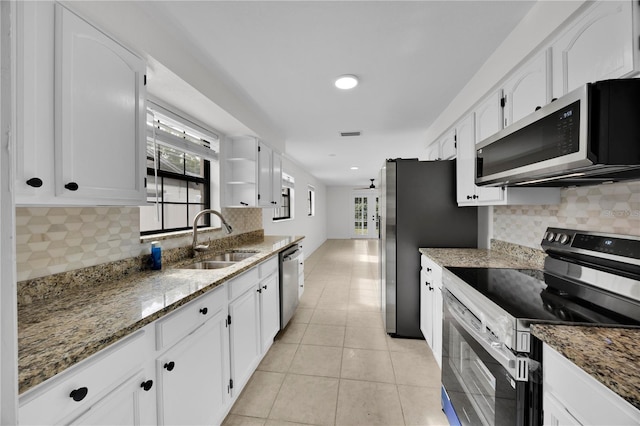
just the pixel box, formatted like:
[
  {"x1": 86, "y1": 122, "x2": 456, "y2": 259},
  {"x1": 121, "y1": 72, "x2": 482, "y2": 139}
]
[
  {"x1": 532, "y1": 324, "x2": 640, "y2": 411},
  {"x1": 18, "y1": 235, "x2": 303, "y2": 394}
]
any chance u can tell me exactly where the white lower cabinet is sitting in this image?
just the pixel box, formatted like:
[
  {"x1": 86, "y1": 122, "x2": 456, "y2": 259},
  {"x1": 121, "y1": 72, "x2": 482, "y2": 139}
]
[
  {"x1": 19, "y1": 254, "x2": 289, "y2": 426},
  {"x1": 259, "y1": 272, "x2": 281, "y2": 354},
  {"x1": 19, "y1": 328, "x2": 155, "y2": 425},
  {"x1": 157, "y1": 314, "x2": 230, "y2": 426},
  {"x1": 419, "y1": 255, "x2": 443, "y2": 369},
  {"x1": 68, "y1": 369, "x2": 156, "y2": 426},
  {"x1": 228, "y1": 283, "x2": 262, "y2": 397},
  {"x1": 543, "y1": 343, "x2": 640, "y2": 425}
]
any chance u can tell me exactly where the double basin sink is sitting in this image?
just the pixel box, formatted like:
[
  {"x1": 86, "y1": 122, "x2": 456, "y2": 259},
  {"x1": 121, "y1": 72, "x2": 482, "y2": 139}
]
[{"x1": 182, "y1": 250, "x2": 259, "y2": 270}]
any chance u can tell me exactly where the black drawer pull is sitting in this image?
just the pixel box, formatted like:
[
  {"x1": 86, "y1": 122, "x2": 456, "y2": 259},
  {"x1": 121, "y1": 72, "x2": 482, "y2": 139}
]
[
  {"x1": 26, "y1": 177, "x2": 43, "y2": 188},
  {"x1": 164, "y1": 361, "x2": 175, "y2": 371},
  {"x1": 70, "y1": 387, "x2": 88, "y2": 402},
  {"x1": 200, "y1": 307, "x2": 208, "y2": 315},
  {"x1": 262, "y1": 285, "x2": 267, "y2": 290},
  {"x1": 140, "y1": 380, "x2": 153, "y2": 391},
  {"x1": 64, "y1": 182, "x2": 79, "y2": 191}
]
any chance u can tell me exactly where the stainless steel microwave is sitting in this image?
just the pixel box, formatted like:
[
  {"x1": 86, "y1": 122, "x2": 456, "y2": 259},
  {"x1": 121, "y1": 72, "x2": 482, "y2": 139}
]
[{"x1": 476, "y1": 79, "x2": 640, "y2": 187}]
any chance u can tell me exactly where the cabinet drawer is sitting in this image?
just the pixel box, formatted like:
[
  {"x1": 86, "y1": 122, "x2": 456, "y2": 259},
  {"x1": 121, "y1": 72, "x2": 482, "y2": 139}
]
[
  {"x1": 228, "y1": 267, "x2": 259, "y2": 301},
  {"x1": 259, "y1": 256, "x2": 278, "y2": 279},
  {"x1": 156, "y1": 284, "x2": 227, "y2": 351},
  {"x1": 19, "y1": 329, "x2": 150, "y2": 425}
]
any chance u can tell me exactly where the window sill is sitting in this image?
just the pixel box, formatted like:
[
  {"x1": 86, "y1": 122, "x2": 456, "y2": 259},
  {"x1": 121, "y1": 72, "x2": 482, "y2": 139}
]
[{"x1": 140, "y1": 226, "x2": 222, "y2": 244}]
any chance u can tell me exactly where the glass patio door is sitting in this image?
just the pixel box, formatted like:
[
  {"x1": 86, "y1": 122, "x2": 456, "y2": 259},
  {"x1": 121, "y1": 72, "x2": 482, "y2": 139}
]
[{"x1": 353, "y1": 194, "x2": 378, "y2": 238}]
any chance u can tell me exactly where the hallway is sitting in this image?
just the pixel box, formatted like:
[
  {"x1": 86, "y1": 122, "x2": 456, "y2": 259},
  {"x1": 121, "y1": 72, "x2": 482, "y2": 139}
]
[{"x1": 223, "y1": 239, "x2": 447, "y2": 425}]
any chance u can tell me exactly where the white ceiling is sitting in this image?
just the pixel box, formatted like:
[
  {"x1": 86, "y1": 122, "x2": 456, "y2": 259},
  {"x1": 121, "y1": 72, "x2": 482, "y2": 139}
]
[{"x1": 143, "y1": 1, "x2": 536, "y2": 187}]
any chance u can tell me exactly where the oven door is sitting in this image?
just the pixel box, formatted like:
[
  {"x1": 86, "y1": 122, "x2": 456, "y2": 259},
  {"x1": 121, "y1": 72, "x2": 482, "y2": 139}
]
[{"x1": 441, "y1": 290, "x2": 527, "y2": 426}]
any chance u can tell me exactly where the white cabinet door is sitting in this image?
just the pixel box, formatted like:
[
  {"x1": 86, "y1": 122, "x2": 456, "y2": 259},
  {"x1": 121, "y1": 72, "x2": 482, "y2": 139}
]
[
  {"x1": 455, "y1": 114, "x2": 504, "y2": 205},
  {"x1": 432, "y1": 285, "x2": 443, "y2": 370},
  {"x1": 157, "y1": 313, "x2": 230, "y2": 426},
  {"x1": 15, "y1": 1, "x2": 55, "y2": 202},
  {"x1": 425, "y1": 143, "x2": 440, "y2": 161},
  {"x1": 68, "y1": 369, "x2": 155, "y2": 426},
  {"x1": 54, "y1": 4, "x2": 146, "y2": 204},
  {"x1": 503, "y1": 50, "x2": 551, "y2": 127},
  {"x1": 455, "y1": 114, "x2": 479, "y2": 205},
  {"x1": 258, "y1": 142, "x2": 273, "y2": 207},
  {"x1": 271, "y1": 151, "x2": 283, "y2": 208},
  {"x1": 474, "y1": 90, "x2": 503, "y2": 145},
  {"x1": 439, "y1": 130, "x2": 457, "y2": 160},
  {"x1": 259, "y1": 273, "x2": 280, "y2": 353},
  {"x1": 419, "y1": 270, "x2": 434, "y2": 349},
  {"x1": 229, "y1": 286, "x2": 261, "y2": 396},
  {"x1": 551, "y1": 1, "x2": 637, "y2": 99}
]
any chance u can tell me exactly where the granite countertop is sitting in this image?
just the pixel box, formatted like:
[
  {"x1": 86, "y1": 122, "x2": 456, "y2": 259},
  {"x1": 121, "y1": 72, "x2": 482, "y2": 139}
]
[
  {"x1": 18, "y1": 235, "x2": 303, "y2": 395},
  {"x1": 419, "y1": 247, "x2": 544, "y2": 270},
  {"x1": 532, "y1": 324, "x2": 640, "y2": 411}
]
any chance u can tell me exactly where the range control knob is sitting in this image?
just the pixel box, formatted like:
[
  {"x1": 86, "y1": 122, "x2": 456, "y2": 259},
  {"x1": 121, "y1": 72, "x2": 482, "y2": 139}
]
[
  {"x1": 545, "y1": 232, "x2": 555, "y2": 242},
  {"x1": 559, "y1": 234, "x2": 570, "y2": 245}
]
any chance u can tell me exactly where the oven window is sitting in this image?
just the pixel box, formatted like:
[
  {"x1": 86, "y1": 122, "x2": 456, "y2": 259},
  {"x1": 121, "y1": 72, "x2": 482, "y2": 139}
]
[{"x1": 449, "y1": 326, "x2": 497, "y2": 426}]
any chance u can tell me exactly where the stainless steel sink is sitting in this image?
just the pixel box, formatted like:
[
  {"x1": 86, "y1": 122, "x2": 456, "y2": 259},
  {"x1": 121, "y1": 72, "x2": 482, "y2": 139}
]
[
  {"x1": 185, "y1": 261, "x2": 237, "y2": 270},
  {"x1": 205, "y1": 251, "x2": 258, "y2": 262},
  {"x1": 180, "y1": 250, "x2": 259, "y2": 269}
]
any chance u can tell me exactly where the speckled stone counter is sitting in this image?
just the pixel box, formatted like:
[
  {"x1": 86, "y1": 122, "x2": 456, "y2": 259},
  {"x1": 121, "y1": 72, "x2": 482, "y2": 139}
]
[
  {"x1": 419, "y1": 247, "x2": 543, "y2": 270},
  {"x1": 18, "y1": 235, "x2": 303, "y2": 394},
  {"x1": 532, "y1": 324, "x2": 640, "y2": 411}
]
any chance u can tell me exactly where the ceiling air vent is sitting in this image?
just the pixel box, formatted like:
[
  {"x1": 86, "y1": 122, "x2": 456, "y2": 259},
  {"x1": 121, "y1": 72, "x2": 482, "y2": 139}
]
[{"x1": 340, "y1": 131, "x2": 361, "y2": 137}]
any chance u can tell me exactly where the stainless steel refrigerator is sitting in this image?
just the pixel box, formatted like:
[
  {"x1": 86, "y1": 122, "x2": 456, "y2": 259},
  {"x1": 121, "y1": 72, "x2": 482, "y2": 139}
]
[{"x1": 379, "y1": 159, "x2": 477, "y2": 338}]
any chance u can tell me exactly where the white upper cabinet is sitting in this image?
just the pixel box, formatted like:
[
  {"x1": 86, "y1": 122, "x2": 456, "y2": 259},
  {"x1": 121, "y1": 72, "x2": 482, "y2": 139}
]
[
  {"x1": 15, "y1": 2, "x2": 146, "y2": 206},
  {"x1": 223, "y1": 136, "x2": 282, "y2": 208},
  {"x1": 474, "y1": 90, "x2": 504, "y2": 145},
  {"x1": 257, "y1": 141, "x2": 282, "y2": 208},
  {"x1": 503, "y1": 50, "x2": 551, "y2": 127},
  {"x1": 551, "y1": 1, "x2": 639, "y2": 99},
  {"x1": 455, "y1": 114, "x2": 504, "y2": 206},
  {"x1": 439, "y1": 130, "x2": 457, "y2": 160},
  {"x1": 425, "y1": 142, "x2": 440, "y2": 161}
]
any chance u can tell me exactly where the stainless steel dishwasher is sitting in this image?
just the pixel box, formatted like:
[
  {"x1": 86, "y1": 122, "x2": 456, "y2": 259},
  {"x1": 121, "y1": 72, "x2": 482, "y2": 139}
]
[{"x1": 279, "y1": 244, "x2": 301, "y2": 329}]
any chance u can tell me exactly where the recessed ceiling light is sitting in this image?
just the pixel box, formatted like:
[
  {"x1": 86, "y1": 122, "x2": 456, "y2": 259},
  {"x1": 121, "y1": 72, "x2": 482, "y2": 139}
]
[
  {"x1": 329, "y1": 153, "x2": 336, "y2": 157},
  {"x1": 350, "y1": 166, "x2": 359, "y2": 170},
  {"x1": 335, "y1": 75, "x2": 359, "y2": 90}
]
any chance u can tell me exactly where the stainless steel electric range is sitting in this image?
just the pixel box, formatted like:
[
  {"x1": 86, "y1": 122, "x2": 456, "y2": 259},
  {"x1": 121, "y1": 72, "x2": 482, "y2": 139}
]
[{"x1": 440, "y1": 228, "x2": 640, "y2": 426}]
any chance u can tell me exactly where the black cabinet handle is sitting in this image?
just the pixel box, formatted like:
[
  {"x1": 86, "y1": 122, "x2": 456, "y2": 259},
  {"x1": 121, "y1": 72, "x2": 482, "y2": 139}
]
[
  {"x1": 466, "y1": 195, "x2": 472, "y2": 200},
  {"x1": 140, "y1": 380, "x2": 153, "y2": 391},
  {"x1": 64, "y1": 182, "x2": 79, "y2": 191},
  {"x1": 535, "y1": 106, "x2": 542, "y2": 111},
  {"x1": 200, "y1": 307, "x2": 208, "y2": 315},
  {"x1": 69, "y1": 387, "x2": 88, "y2": 402},
  {"x1": 257, "y1": 288, "x2": 262, "y2": 293},
  {"x1": 164, "y1": 361, "x2": 175, "y2": 371},
  {"x1": 426, "y1": 268, "x2": 432, "y2": 272},
  {"x1": 473, "y1": 195, "x2": 478, "y2": 199},
  {"x1": 240, "y1": 201, "x2": 248, "y2": 206},
  {"x1": 271, "y1": 201, "x2": 277, "y2": 205},
  {"x1": 26, "y1": 177, "x2": 43, "y2": 188}
]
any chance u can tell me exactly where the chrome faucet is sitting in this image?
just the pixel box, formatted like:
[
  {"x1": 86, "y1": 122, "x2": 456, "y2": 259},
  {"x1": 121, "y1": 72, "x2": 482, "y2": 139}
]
[{"x1": 192, "y1": 209, "x2": 233, "y2": 253}]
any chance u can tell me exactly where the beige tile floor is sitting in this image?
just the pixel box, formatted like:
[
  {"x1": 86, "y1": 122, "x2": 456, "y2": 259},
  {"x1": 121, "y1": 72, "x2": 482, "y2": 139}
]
[{"x1": 223, "y1": 239, "x2": 448, "y2": 426}]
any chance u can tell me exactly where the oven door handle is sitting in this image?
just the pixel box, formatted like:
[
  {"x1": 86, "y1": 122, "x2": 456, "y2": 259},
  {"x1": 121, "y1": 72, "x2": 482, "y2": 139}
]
[{"x1": 445, "y1": 294, "x2": 529, "y2": 382}]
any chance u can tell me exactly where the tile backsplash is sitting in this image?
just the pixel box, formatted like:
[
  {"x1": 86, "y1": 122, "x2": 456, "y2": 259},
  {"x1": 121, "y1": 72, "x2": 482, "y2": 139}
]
[
  {"x1": 494, "y1": 181, "x2": 640, "y2": 249},
  {"x1": 16, "y1": 206, "x2": 262, "y2": 281}
]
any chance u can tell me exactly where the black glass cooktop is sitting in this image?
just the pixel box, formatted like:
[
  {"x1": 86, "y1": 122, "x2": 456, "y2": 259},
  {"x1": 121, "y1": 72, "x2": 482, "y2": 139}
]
[{"x1": 446, "y1": 267, "x2": 640, "y2": 326}]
